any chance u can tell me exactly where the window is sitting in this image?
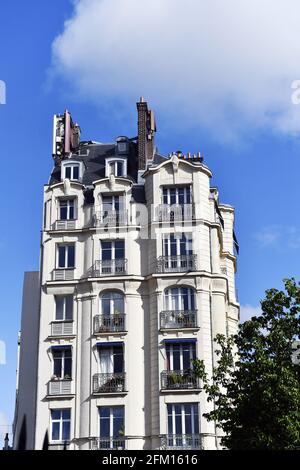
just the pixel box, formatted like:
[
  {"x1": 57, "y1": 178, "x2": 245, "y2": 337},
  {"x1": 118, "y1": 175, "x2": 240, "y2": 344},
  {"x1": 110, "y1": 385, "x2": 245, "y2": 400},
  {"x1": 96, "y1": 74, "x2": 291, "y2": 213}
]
[
  {"x1": 52, "y1": 347, "x2": 72, "y2": 379},
  {"x1": 167, "y1": 403, "x2": 199, "y2": 437},
  {"x1": 163, "y1": 234, "x2": 193, "y2": 257},
  {"x1": 51, "y1": 409, "x2": 71, "y2": 442},
  {"x1": 64, "y1": 164, "x2": 80, "y2": 181},
  {"x1": 101, "y1": 292, "x2": 124, "y2": 316},
  {"x1": 166, "y1": 342, "x2": 196, "y2": 371},
  {"x1": 102, "y1": 195, "x2": 124, "y2": 213},
  {"x1": 57, "y1": 244, "x2": 75, "y2": 268},
  {"x1": 164, "y1": 287, "x2": 195, "y2": 311},
  {"x1": 101, "y1": 240, "x2": 125, "y2": 261},
  {"x1": 55, "y1": 295, "x2": 73, "y2": 321},
  {"x1": 162, "y1": 187, "x2": 191, "y2": 205},
  {"x1": 99, "y1": 345, "x2": 124, "y2": 374},
  {"x1": 59, "y1": 199, "x2": 76, "y2": 220},
  {"x1": 99, "y1": 406, "x2": 124, "y2": 449},
  {"x1": 106, "y1": 158, "x2": 126, "y2": 177}
]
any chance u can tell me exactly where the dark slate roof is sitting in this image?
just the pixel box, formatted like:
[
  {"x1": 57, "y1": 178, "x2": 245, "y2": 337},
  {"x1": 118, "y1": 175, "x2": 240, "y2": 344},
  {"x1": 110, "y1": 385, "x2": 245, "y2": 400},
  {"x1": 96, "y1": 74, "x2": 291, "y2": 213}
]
[{"x1": 49, "y1": 141, "x2": 139, "y2": 186}]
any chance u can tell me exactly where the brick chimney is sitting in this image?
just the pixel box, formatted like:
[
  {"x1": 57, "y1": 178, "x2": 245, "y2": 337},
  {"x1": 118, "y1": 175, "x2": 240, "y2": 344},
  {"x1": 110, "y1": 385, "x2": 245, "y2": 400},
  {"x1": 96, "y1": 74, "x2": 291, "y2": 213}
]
[{"x1": 136, "y1": 97, "x2": 156, "y2": 170}]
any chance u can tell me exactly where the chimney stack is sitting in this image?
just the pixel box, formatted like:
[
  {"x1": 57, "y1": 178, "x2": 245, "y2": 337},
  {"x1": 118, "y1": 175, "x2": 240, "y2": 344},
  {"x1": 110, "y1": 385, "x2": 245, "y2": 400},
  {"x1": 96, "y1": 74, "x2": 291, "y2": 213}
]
[{"x1": 136, "y1": 97, "x2": 156, "y2": 170}]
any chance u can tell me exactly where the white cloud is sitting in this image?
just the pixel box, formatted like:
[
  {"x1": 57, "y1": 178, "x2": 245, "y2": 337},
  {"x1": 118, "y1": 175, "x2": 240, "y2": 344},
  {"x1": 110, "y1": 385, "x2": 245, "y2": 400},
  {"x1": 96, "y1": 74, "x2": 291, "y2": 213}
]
[
  {"x1": 51, "y1": 0, "x2": 300, "y2": 141},
  {"x1": 255, "y1": 225, "x2": 300, "y2": 248},
  {"x1": 240, "y1": 304, "x2": 261, "y2": 322},
  {"x1": 0, "y1": 340, "x2": 6, "y2": 365}
]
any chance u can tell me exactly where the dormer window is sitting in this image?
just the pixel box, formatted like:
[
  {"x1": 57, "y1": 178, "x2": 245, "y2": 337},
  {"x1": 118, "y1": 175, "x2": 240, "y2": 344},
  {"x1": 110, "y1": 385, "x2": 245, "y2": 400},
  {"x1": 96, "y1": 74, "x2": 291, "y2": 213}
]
[
  {"x1": 61, "y1": 161, "x2": 83, "y2": 181},
  {"x1": 105, "y1": 158, "x2": 127, "y2": 177}
]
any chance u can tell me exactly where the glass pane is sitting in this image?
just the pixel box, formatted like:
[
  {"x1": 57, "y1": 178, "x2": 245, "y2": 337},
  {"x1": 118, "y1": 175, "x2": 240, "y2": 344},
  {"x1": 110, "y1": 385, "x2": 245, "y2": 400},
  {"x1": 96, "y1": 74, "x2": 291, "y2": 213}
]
[
  {"x1": 67, "y1": 245, "x2": 75, "y2": 268},
  {"x1": 64, "y1": 357, "x2": 72, "y2": 378},
  {"x1": 51, "y1": 422, "x2": 60, "y2": 441},
  {"x1": 114, "y1": 296, "x2": 124, "y2": 314},
  {"x1": 65, "y1": 296, "x2": 73, "y2": 320},
  {"x1": 65, "y1": 167, "x2": 71, "y2": 179},
  {"x1": 55, "y1": 297, "x2": 64, "y2": 321},
  {"x1": 58, "y1": 246, "x2": 66, "y2": 268},
  {"x1": 100, "y1": 416, "x2": 110, "y2": 438},
  {"x1": 113, "y1": 417, "x2": 124, "y2": 437},
  {"x1": 170, "y1": 188, "x2": 176, "y2": 205},
  {"x1": 113, "y1": 407, "x2": 124, "y2": 419},
  {"x1": 51, "y1": 410, "x2": 61, "y2": 420},
  {"x1": 102, "y1": 242, "x2": 112, "y2": 260},
  {"x1": 100, "y1": 407, "x2": 110, "y2": 419},
  {"x1": 62, "y1": 409, "x2": 71, "y2": 420},
  {"x1": 163, "y1": 188, "x2": 168, "y2": 204},
  {"x1": 183, "y1": 346, "x2": 191, "y2": 369},
  {"x1": 185, "y1": 413, "x2": 192, "y2": 434},
  {"x1": 53, "y1": 356, "x2": 62, "y2": 377},
  {"x1": 60, "y1": 200, "x2": 68, "y2": 220},
  {"x1": 62, "y1": 421, "x2": 70, "y2": 441},
  {"x1": 69, "y1": 200, "x2": 75, "y2": 219},
  {"x1": 170, "y1": 236, "x2": 177, "y2": 256},
  {"x1": 175, "y1": 414, "x2": 182, "y2": 434},
  {"x1": 113, "y1": 348, "x2": 123, "y2": 373},
  {"x1": 73, "y1": 166, "x2": 79, "y2": 180},
  {"x1": 102, "y1": 298, "x2": 111, "y2": 315},
  {"x1": 186, "y1": 187, "x2": 191, "y2": 203},
  {"x1": 115, "y1": 240, "x2": 124, "y2": 259},
  {"x1": 173, "y1": 347, "x2": 181, "y2": 370},
  {"x1": 117, "y1": 161, "x2": 124, "y2": 176}
]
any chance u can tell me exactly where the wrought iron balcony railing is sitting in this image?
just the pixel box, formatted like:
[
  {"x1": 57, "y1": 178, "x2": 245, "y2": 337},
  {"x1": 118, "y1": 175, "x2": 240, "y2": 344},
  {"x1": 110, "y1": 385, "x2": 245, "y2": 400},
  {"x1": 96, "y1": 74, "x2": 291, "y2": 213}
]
[
  {"x1": 161, "y1": 370, "x2": 199, "y2": 390},
  {"x1": 48, "y1": 379, "x2": 72, "y2": 396},
  {"x1": 160, "y1": 310, "x2": 198, "y2": 329},
  {"x1": 93, "y1": 372, "x2": 126, "y2": 394},
  {"x1": 89, "y1": 259, "x2": 128, "y2": 277},
  {"x1": 156, "y1": 255, "x2": 197, "y2": 273},
  {"x1": 161, "y1": 434, "x2": 203, "y2": 450},
  {"x1": 51, "y1": 321, "x2": 74, "y2": 336},
  {"x1": 90, "y1": 437, "x2": 126, "y2": 450},
  {"x1": 92, "y1": 211, "x2": 128, "y2": 227},
  {"x1": 156, "y1": 204, "x2": 195, "y2": 222},
  {"x1": 94, "y1": 314, "x2": 126, "y2": 333}
]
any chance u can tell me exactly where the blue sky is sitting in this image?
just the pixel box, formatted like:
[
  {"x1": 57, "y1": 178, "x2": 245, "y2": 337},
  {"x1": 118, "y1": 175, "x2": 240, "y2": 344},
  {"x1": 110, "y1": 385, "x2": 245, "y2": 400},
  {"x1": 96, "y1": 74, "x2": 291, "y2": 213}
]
[{"x1": 2, "y1": 0, "x2": 300, "y2": 442}]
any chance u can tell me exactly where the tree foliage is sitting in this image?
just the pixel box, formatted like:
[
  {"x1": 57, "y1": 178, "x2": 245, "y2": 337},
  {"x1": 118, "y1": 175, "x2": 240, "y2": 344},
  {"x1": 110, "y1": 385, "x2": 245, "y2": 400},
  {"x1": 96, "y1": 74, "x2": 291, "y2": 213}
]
[{"x1": 194, "y1": 278, "x2": 300, "y2": 449}]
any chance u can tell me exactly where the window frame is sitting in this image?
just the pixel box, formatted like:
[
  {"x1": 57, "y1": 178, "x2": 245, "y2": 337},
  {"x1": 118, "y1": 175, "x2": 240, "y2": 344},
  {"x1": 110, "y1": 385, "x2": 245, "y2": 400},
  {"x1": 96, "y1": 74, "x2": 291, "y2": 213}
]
[
  {"x1": 167, "y1": 403, "x2": 199, "y2": 436},
  {"x1": 52, "y1": 348, "x2": 72, "y2": 379},
  {"x1": 166, "y1": 342, "x2": 196, "y2": 371},
  {"x1": 50, "y1": 409, "x2": 71, "y2": 443},
  {"x1": 61, "y1": 162, "x2": 81, "y2": 181},
  {"x1": 164, "y1": 287, "x2": 195, "y2": 311},
  {"x1": 54, "y1": 295, "x2": 73, "y2": 321},
  {"x1": 100, "y1": 291, "x2": 125, "y2": 316},
  {"x1": 105, "y1": 157, "x2": 127, "y2": 177},
  {"x1": 57, "y1": 244, "x2": 75, "y2": 269},
  {"x1": 58, "y1": 198, "x2": 76, "y2": 221},
  {"x1": 99, "y1": 406, "x2": 125, "y2": 441}
]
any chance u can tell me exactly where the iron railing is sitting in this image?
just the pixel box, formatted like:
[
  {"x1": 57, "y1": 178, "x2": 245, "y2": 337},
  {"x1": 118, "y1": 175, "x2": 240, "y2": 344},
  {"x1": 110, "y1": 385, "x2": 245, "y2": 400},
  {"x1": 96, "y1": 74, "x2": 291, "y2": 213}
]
[
  {"x1": 156, "y1": 255, "x2": 197, "y2": 273},
  {"x1": 93, "y1": 314, "x2": 126, "y2": 333},
  {"x1": 156, "y1": 204, "x2": 195, "y2": 222},
  {"x1": 161, "y1": 434, "x2": 203, "y2": 450},
  {"x1": 90, "y1": 438, "x2": 126, "y2": 450},
  {"x1": 161, "y1": 370, "x2": 199, "y2": 390},
  {"x1": 93, "y1": 373, "x2": 126, "y2": 394},
  {"x1": 160, "y1": 310, "x2": 198, "y2": 329},
  {"x1": 51, "y1": 321, "x2": 74, "y2": 336},
  {"x1": 89, "y1": 259, "x2": 128, "y2": 277},
  {"x1": 92, "y1": 211, "x2": 128, "y2": 227},
  {"x1": 48, "y1": 379, "x2": 72, "y2": 396}
]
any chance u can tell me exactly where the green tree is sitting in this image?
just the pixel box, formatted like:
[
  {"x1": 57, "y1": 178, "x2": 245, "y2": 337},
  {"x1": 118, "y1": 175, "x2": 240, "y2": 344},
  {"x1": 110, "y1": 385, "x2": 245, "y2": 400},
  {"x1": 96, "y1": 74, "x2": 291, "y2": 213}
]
[{"x1": 194, "y1": 278, "x2": 300, "y2": 450}]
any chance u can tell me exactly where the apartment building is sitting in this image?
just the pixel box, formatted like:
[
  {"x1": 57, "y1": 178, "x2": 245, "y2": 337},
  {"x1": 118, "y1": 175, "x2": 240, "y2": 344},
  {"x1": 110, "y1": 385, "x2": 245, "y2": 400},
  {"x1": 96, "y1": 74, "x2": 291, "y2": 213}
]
[{"x1": 13, "y1": 99, "x2": 239, "y2": 450}]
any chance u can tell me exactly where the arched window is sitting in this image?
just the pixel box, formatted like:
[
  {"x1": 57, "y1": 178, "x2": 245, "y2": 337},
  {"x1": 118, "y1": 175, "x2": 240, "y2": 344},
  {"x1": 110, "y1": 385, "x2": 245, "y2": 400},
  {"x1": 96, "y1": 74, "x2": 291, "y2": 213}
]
[
  {"x1": 101, "y1": 291, "x2": 124, "y2": 316},
  {"x1": 164, "y1": 286, "x2": 195, "y2": 311}
]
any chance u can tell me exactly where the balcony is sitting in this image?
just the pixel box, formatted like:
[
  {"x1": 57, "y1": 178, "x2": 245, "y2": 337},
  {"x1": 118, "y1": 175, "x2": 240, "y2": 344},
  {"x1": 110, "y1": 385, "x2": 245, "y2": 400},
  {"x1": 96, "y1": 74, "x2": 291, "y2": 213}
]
[
  {"x1": 89, "y1": 259, "x2": 127, "y2": 277},
  {"x1": 156, "y1": 255, "x2": 197, "y2": 273},
  {"x1": 52, "y1": 269, "x2": 74, "y2": 281},
  {"x1": 92, "y1": 211, "x2": 127, "y2": 227},
  {"x1": 93, "y1": 372, "x2": 126, "y2": 394},
  {"x1": 161, "y1": 434, "x2": 203, "y2": 450},
  {"x1": 156, "y1": 204, "x2": 195, "y2": 222},
  {"x1": 54, "y1": 220, "x2": 76, "y2": 231},
  {"x1": 51, "y1": 321, "x2": 74, "y2": 336},
  {"x1": 160, "y1": 310, "x2": 198, "y2": 329},
  {"x1": 48, "y1": 379, "x2": 72, "y2": 396},
  {"x1": 94, "y1": 314, "x2": 126, "y2": 334},
  {"x1": 90, "y1": 438, "x2": 126, "y2": 450},
  {"x1": 161, "y1": 370, "x2": 199, "y2": 390}
]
